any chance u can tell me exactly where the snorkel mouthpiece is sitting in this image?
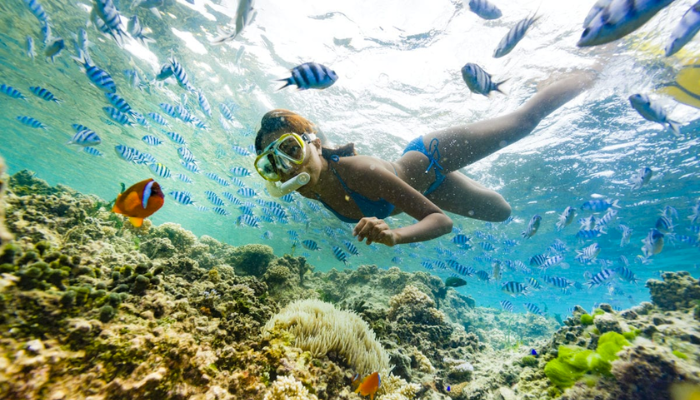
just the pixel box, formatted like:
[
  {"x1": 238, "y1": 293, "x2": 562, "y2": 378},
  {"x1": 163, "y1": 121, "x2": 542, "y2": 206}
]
[{"x1": 266, "y1": 172, "x2": 310, "y2": 197}]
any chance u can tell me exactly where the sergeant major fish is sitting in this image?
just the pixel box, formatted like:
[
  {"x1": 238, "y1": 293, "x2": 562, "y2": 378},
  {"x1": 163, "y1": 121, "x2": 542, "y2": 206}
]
[
  {"x1": 578, "y1": 0, "x2": 675, "y2": 47},
  {"x1": 468, "y1": 0, "x2": 502, "y2": 20},
  {"x1": 556, "y1": 206, "x2": 576, "y2": 230},
  {"x1": 521, "y1": 214, "x2": 541, "y2": 239},
  {"x1": 278, "y1": 62, "x2": 338, "y2": 91},
  {"x1": 629, "y1": 94, "x2": 682, "y2": 136},
  {"x1": 493, "y1": 14, "x2": 539, "y2": 58},
  {"x1": 665, "y1": 1, "x2": 700, "y2": 57},
  {"x1": 630, "y1": 167, "x2": 652, "y2": 190},
  {"x1": 210, "y1": 0, "x2": 255, "y2": 44},
  {"x1": 642, "y1": 229, "x2": 665, "y2": 258},
  {"x1": 461, "y1": 63, "x2": 506, "y2": 96},
  {"x1": 72, "y1": 51, "x2": 116, "y2": 93}
]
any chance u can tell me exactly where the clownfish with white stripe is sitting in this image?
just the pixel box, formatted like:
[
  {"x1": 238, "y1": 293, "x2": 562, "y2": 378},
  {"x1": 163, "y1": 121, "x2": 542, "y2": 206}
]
[{"x1": 111, "y1": 179, "x2": 164, "y2": 227}]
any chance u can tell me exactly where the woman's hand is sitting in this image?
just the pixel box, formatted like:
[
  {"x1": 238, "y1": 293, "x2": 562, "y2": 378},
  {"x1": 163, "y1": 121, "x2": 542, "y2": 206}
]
[{"x1": 353, "y1": 217, "x2": 398, "y2": 247}]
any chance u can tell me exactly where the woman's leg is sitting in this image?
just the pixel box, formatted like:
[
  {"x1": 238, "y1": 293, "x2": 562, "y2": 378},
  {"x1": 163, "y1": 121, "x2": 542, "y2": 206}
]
[
  {"x1": 425, "y1": 172, "x2": 511, "y2": 222},
  {"x1": 422, "y1": 70, "x2": 597, "y2": 174}
]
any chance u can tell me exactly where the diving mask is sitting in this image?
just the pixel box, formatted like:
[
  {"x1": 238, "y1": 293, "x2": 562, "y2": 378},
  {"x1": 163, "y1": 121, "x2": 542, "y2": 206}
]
[{"x1": 254, "y1": 133, "x2": 316, "y2": 182}]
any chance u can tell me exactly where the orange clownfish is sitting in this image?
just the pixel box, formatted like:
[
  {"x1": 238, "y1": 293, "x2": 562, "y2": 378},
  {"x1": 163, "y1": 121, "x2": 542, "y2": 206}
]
[
  {"x1": 355, "y1": 372, "x2": 380, "y2": 400},
  {"x1": 111, "y1": 179, "x2": 164, "y2": 227}
]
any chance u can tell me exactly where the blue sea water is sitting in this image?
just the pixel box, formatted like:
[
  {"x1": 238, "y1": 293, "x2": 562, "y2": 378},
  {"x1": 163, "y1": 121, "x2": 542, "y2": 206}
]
[{"x1": 0, "y1": 0, "x2": 699, "y2": 317}]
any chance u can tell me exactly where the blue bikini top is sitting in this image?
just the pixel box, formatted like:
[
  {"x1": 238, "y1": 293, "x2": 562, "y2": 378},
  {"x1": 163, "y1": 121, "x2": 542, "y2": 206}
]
[{"x1": 315, "y1": 156, "x2": 396, "y2": 224}]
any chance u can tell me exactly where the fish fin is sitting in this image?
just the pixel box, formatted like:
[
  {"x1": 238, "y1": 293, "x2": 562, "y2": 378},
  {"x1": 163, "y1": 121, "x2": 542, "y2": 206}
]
[
  {"x1": 128, "y1": 217, "x2": 144, "y2": 227},
  {"x1": 149, "y1": 7, "x2": 162, "y2": 19},
  {"x1": 667, "y1": 120, "x2": 682, "y2": 137},
  {"x1": 495, "y1": 79, "x2": 509, "y2": 94},
  {"x1": 276, "y1": 78, "x2": 293, "y2": 91}
]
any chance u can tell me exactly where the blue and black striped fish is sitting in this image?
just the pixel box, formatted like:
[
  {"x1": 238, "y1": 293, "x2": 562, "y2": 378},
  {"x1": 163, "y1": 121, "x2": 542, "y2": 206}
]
[
  {"x1": 178, "y1": 147, "x2": 196, "y2": 163},
  {"x1": 205, "y1": 172, "x2": 230, "y2": 187},
  {"x1": 501, "y1": 281, "x2": 528, "y2": 296},
  {"x1": 17, "y1": 116, "x2": 46, "y2": 129},
  {"x1": 83, "y1": 146, "x2": 103, "y2": 157},
  {"x1": 1, "y1": 84, "x2": 26, "y2": 100},
  {"x1": 142, "y1": 135, "x2": 162, "y2": 146},
  {"x1": 278, "y1": 62, "x2": 338, "y2": 91},
  {"x1": 30, "y1": 86, "x2": 60, "y2": 103},
  {"x1": 461, "y1": 63, "x2": 506, "y2": 96},
  {"x1": 165, "y1": 131, "x2": 186, "y2": 145},
  {"x1": 170, "y1": 57, "x2": 194, "y2": 91},
  {"x1": 175, "y1": 173, "x2": 193, "y2": 184},
  {"x1": 332, "y1": 246, "x2": 349, "y2": 265},
  {"x1": 343, "y1": 240, "x2": 360, "y2": 256},
  {"x1": 103, "y1": 107, "x2": 132, "y2": 126},
  {"x1": 237, "y1": 214, "x2": 260, "y2": 227},
  {"x1": 23, "y1": 0, "x2": 49, "y2": 23},
  {"x1": 524, "y1": 302, "x2": 544, "y2": 316},
  {"x1": 67, "y1": 129, "x2": 101, "y2": 146},
  {"x1": 468, "y1": 0, "x2": 502, "y2": 20},
  {"x1": 237, "y1": 187, "x2": 257, "y2": 198},
  {"x1": 493, "y1": 14, "x2": 539, "y2": 58},
  {"x1": 149, "y1": 163, "x2": 171, "y2": 179},
  {"x1": 169, "y1": 191, "x2": 195, "y2": 206},
  {"x1": 197, "y1": 90, "x2": 211, "y2": 117},
  {"x1": 213, "y1": 207, "x2": 231, "y2": 216},
  {"x1": 205, "y1": 191, "x2": 225, "y2": 206},
  {"x1": 586, "y1": 268, "x2": 615, "y2": 288},
  {"x1": 72, "y1": 51, "x2": 116, "y2": 93},
  {"x1": 181, "y1": 160, "x2": 201, "y2": 174},
  {"x1": 500, "y1": 299, "x2": 514, "y2": 312},
  {"x1": 105, "y1": 93, "x2": 133, "y2": 115}
]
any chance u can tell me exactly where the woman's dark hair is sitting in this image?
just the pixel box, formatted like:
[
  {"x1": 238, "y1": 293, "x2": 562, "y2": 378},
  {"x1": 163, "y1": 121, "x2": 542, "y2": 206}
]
[{"x1": 255, "y1": 109, "x2": 356, "y2": 160}]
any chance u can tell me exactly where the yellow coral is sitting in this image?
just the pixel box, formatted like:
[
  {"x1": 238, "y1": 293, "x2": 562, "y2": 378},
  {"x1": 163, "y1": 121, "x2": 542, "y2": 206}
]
[
  {"x1": 379, "y1": 374, "x2": 421, "y2": 400},
  {"x1": 263, "y1": 375, "x2": 318, "y2": 400},
  {"x1": 263, "y1": 299, "x2": 390, "y2": 375}
]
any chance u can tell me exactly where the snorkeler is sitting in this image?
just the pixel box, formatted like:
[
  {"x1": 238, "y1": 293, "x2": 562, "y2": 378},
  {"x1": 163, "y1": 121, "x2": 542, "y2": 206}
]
[{"x1": 254, "y1": 70, "x2": 598, "y2": 247}]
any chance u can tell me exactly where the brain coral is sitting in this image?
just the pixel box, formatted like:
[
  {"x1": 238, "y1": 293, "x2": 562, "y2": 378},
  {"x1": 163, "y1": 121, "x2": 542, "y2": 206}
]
[{"x1": 263, "y1": 299, "x2": 390, "y2": 375}]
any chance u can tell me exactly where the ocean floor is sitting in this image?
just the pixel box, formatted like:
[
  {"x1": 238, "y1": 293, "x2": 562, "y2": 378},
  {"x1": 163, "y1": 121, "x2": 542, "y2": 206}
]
[{"x1": 0, "y1": 162, "x2": 699, "y2": 400}]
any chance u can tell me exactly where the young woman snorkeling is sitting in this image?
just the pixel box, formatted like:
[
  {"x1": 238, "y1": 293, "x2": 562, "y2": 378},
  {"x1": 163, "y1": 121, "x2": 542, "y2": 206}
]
[{"x1": 254, "y1": 70, "x2": 598, "y2": 247}]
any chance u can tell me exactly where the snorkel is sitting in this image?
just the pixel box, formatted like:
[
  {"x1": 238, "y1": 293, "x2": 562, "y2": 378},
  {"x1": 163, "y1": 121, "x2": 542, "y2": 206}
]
[{"x1": 266, "y1": 172, "x2": 310, "y2": 197}]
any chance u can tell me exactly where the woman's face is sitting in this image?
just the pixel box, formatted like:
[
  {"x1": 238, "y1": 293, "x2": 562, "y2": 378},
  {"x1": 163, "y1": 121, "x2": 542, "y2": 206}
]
[{"x1": 259, "y1": 133, "x2": 324, "y2": 189}]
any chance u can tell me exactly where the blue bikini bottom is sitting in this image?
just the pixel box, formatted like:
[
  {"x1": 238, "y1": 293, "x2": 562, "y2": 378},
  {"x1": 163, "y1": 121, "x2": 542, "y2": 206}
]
[{"x1": 403, "y1": 136, "x2": 447, "y2": 196}]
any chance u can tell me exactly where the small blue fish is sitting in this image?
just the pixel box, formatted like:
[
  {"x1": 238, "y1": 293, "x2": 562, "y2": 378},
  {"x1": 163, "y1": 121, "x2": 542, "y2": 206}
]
[
  {"x1": 493, "y1": 14, "x2": 539, "y2": 58},
  {"x1": 278, "y1": 62, "x2": 338, "y2": 91},
  {"x1": 332, "y1": 246, "x2": 349, "y2": 265},
  {"x1": 530, "y1": 349, "x2": 538, "y2": 357},
  {"x1": 197, "y1": 90, "x2": 212, "y2": 117},
  {"x1": 581, "y1": 199, "x2": 618, "y2": 212},
  {"x1": 23, "y1": 0, "x2": 49, "y2": 23},
  {"x1": 586, "y1": 268, "x2": 615, "y2": 288},
  {"x1": 93, "y1": 0, "x2": 127, "y2": 44},
  {"x1": 148, "y1": 112, "x2": 168, "y2": 126},
  {"x1": 343, "y1": 240, "x2": 360, "y2": 256},
  {"x1": 501, "y1": 281, "x2": 528, "y2": 296},
  {"x1": 115, "y1": 145, "x2": 143, "y2": 163},
  {"x1": 615, "y1": 266, "x2": 638, "y2": 283},
  {"x1": 213, "y1": 207, "x2": 232, "y2": 216},
  {"x1": 230, "y1": 166, "x2": 251, "y2": 177},
  {"x1": 448, "y1": 259, "x2": 475, "y2": 276},
  {"x1": 103, "y1": 107, "x2": 132, "y2": 126},
  {"x1": 556, "y1": 206, "x2": 576, "y2": 230},
  {"x1": 178, "y1": 147, "x2": 196, "y2": 163},
  {"x1": 468, "y1": 0, "x2": 502, "y2": 20},
  {"x1": 72, "y1": 52, "x2": 116, "y2": 93},
  {"x1": 83, "y1": 146, "x2": 103, "y2": 156},
  {"x1": 665, "y1": 2, "x2": 700, "y2": 56},
  {"x1": 521, "y1": 215, "x2": 541, "y2": 239},
  {"x1": 44, "y1": 37, "x2": 65, "y2": 62},
  {"x1": 105, "y1": 93, "x2": 133, "y2": 115},
  {"x1": 30, "y1": 86, "x2": 60, "y2": 103},
  {"x1": 175, "y1": 173, "x2": 192, "y2": 183},
  {"x1": 205, "y1": 172, "x2": 230, "y2": 187},
  {"x1": 170, "y1": 57, "x2": 194, "y2": 91},
  {"x1": 500, "y1": 299, "x2": 514, "y2": 312},
  {"x1": 165, "y1": 131, "x2": 186, "y2": 145},
  {"x1": 142, "y1": 135, "x2": 162, "y2": 146},
  {"x1": 26, "y1": 36, "x2": 36, "y2": 60},
  {"x1": 524, "y1": 303, "x2": 544, "y2": 316},
  {"x1": 576, "y1": 242, "x2": 601, "y2": 262},
  {"x1": 629, "y1": 94, "x2": 681, "y2": 136},
  {"x1": 1, "y1": 84, "x2": 26, "y2": 100},
  {"x1": 132, "y1": 112, "x2": 150, "y2": 127},
  {"x1": 169, "y1": 191, "x2": 194, "y2": 205},
  {"x1": 181, "y1": 161, "x2": 201, "y2": 174},
  {"x1": 149, "y1": 163, "x2": 171, "y2": 179},
  {"x1": 578, "y1": 0, "x2": 675, "y2": 47},
  {"x1": 67, "y1": 129, "x2": 101, "y2": 146},
  {"x1": 461, "y1": 63, "x2": 506, "y2": 96},
  {"x1": 238, "y1": 187, "x2": 257, "y2": 198},
  {"x1": 205, "y1": 191, "x2": 225, "y2": 206},
  {"x1": 641, "y1": 228, "x2": 664, "y2": 258},
  {"x1": 237, "y1": 214, "x2": 260, "y2": 226},
  {"x1": 17, "y1": 116, "x2": 46, "y2": 129}
]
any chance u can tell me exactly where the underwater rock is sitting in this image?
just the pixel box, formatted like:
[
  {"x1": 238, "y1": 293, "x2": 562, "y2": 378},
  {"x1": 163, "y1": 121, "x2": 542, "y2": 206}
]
[
  {"x1": 231, "y1": 244, "x2": 275, "y2": 277},
  {"x1": 646, "y1": 271, "x2": 700, "y2": 311}
]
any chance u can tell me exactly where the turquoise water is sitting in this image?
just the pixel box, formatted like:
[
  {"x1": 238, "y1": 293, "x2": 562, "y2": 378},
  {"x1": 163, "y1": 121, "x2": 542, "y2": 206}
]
[{"x1": 1, "y1": 0, "x2": 699, "y2": 316}]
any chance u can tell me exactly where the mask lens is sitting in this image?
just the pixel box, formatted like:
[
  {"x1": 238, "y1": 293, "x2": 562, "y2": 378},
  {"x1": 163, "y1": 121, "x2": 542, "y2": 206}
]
[
  {"x1": 278, "y1": 135, "x2": 305, "y2": 162},
  {"x1": 255, "y1": 154, "x2": 280, "y2": 181}
]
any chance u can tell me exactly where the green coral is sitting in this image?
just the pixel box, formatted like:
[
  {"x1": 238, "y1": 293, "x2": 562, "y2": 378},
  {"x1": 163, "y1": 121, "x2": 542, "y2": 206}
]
[
  {"x1": 672, "y1": 350, "x2": 688, "y2": 360},
  {"x1": 521, "y1": 355, "x2": 538, "y2": 367},
  {"x1": 580, "y1": 314, "x2": 594, "y2": 326},
  {"x1": 592, "y1": 308, "x2": 605, "y2": 316},
  {"x1": 545, "y1": 332, "x2": 631, "y2": 388}
]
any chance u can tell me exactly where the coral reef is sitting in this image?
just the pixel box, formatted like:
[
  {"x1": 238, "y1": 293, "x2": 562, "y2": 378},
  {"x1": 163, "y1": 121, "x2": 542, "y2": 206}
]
[
  {"x1": 646, "y1": 271, "x2": 700, "y2": 311},
  {"x1": 0, "y1": 157, "x2": 11, "y2": 245}
]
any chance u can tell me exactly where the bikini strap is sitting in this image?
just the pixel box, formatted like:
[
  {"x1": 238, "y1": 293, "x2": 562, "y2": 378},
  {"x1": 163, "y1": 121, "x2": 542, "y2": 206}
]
[
  {"x1": 328, "y1": 157, "x2": 353, "y2": 194},
  {"x1": 425, "y1": 138, "x2": 444, "y2": 179}
]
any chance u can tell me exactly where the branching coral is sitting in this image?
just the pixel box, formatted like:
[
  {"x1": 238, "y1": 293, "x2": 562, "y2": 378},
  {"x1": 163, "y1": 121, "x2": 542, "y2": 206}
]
[
  {"x1": 263, "y1": 375, "x2": 319, "y2": 400},
  {"x1": 263, "y1": 299, "x2": 390, "y2": 376}
]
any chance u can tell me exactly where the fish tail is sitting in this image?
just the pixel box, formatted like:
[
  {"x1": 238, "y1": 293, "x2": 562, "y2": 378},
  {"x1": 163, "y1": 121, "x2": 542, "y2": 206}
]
[
  {"x1": 668, "y1": 120, "x2": 682, "y2": 137},
  {"x1": 495, "y1": 78, "x2": 508, "y2": 94},
  {"x1": 71, "y1": 49, "x2": 89, "y2": 68},
  {"x1": 277, "y1": 78, "x2": 293, "y2": 91}
]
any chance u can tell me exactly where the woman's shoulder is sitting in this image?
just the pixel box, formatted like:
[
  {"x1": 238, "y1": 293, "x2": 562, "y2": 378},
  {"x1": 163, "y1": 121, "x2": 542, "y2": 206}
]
[{"x1": 334, "y1": 155, "x2": 396, "y2": 181}]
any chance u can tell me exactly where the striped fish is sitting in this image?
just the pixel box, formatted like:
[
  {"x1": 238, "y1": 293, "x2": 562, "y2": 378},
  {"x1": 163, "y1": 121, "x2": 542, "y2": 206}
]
[
  {"x1": 23, "y1": 0, "x2": 49, "y2": 23},
  {"x1": 475, "y1": 270, "x2": 491, "y2": 282},
  {"x1": 149, "y1": 163, "x2": 171, "y2": 178},
  {"x1": 540, "y1": 255, "x2": 564, "y2": 270},
  {"x1": 332, "y1": 246, "x2": 349, "y2": 265},
  {"x1": 178, "y1": 147, "x2": 196, "y2": 163},
  {"x1": 501, "y1": 281, "x2": 528, "y2": 296},
  {"x1": 448, "y1": 259, "x2": 475, "y2": 276},
  {"x1": 421, "y1": 261, "x2": 434, "y2": 270},
  {"x1": 493, "y1": 14, "x2": 539, "y2": 58},
  {"x1": 615, "y1": 266, "x2": 638, "y2": 283},
  {"x1": 103, "y1": 107, "x2": 132, "y2": 126},
  {"x1": 191, "y1": 116, "x2": 208, "y2": 130},
  {"x1": 197, "y1": 90, "x2": 211, "y2": 117},
  {"x1": 500, "y1": 299, "x2": 514, "y2": 312},
  {"x1": 452, "y1": 233, "x2": 471, "y2": 247},
  {"x1": 237, "y1": 187, "x2": 257, "y2": 198},
  {"x1": 115, "y1": 145, "x2": 142, "y2": 163},
  {"x1": 170, "y1": 57, "x2": 194, "y2": 91},
  {"x1": 105, "y1": 93, "x2": 133, "y2": 115},
  {"x1": 138, "y1": 152, "x2": 156, "y2": 165},
  {"x1": 205, "y1": 191, "x2": 225, "y2": 206},
  {"x1": 237, "y1": 214, "x2": 260, "y2": 226},
  {"x1": 556, "y1": 206, "x2": 576, "y2": 230},
  {"x1": 278, "y1": 62, "x2": 338, "y2": 91},
  {"x1": 165, "y1": 131, "x2": 186, "y2": 145},
  {"x1": 67, "y1": 129, "x2": 101, "y2": 146},
  {"x1": 586, "y1": 268, "x2": 615, "y2": 288},
  {"x1": 209, "y1": 0, "x2": 255, "y2": 44},
  {"x1": 230, "y1": 166, "x2": 251, "y2": 177},
  {"x1": 132, "y1": 112, "x2": 150, "y2": 127},
  {"x1": 576, "y1": 229, "x2": 604, "y2": 240},
  {"x1": 29, "y1": 86, "x2": 60, "y2": 103},
  {"x1": 231, "y1": 145, "x2": 251, "y2": 156},
  {"x1": 1, "y1": 84, "x2": 26, "y2": 100},
  {"x1": 175, "y1": 173, "x2": 192, "y2": 183},
  {"x1": 72, "y1": 51, "x2": 116, "y2": 93},
  {"x1": 221, "y1": 192, "x2": 238, "y2": 204},
  {"x1": 220, "y1": 103, "x2": 234, "y2": 121},
  {"x1": 181, "y1": 161, "x2": 201, "y2": 174},
  {"x1": 522, "y1": 215, "x2": 541, "y2": 239},
  {"x1": 468, "y1": 0, "x2": 502, "y2": 20},
  {"x1": 175, "y1": 105, "x2": 193, "y2": 123},
  {"x1": 17, "y1": 116, "x2": 46, "y2": 129},
  {"x1": 213, "y1": 207, "x2": 232, "y2": 216},
  {"x1": 526, "y1": 277, "x2": 542, "y2": 290},
  {"x1": 148, "y1": 112, "x2": 169, "y2": 126},
  {"x1": 169, "y1": 191, "x2": 194, "y2": 205},
  {"x1": 543, "y1": 275, "x2": 572, "y2": 288},
  {"x1": 238, "y1": 206, "x2": 254, "y2": 216},
  {"x1": 343, "y1": 240, "x2": 360, "y2": 256},
  {"x1": 93, "y1": 0, "x2": 127, "y2": 44},
  {"x1": 597, "y1": 209, "x2": 618, "y2": 228},
  {"x1": 206, "y1": 172, "x2": 230, "y2": 187},
  {"x1": 195, "y1": 206, "x2": 210, "y2": 212},
  {"x1": 655, "y1": 216, "x2": 674, "y2": 233},
  {"x1": 666, "y1": 2, "x2": 700, "y2": 56},
  {"x1": 524, "y1": 302, "x2": 544, "y2": 316},
  {"x1": 160, "y1": 103, "x2": 178, "y2": 118},
  {"x1": 27, "y1": 36, "x2": 36, "y2": 60},
  {"x1": 142, "y1": 135, "x2": 162, "y2": 146},
  {"x1": 461, "y1": 63, "x2": 506, "y2": 96},
  {"x1": 83, "y1": 146, "x2": 103, "y2": 156}
]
